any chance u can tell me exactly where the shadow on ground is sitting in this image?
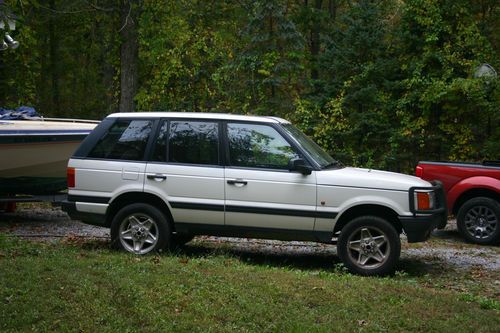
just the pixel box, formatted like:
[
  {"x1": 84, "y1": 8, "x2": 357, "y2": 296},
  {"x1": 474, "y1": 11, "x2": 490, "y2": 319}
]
[
  {"x1": 431, "y1": 228, "x2": 465, "y2": 242},
  {"x1": 182, "y1": 242, "x2": 341, "y2": 271},
  {"x1": 57, "y1": 236, "x2": 450, "y2": 277}
]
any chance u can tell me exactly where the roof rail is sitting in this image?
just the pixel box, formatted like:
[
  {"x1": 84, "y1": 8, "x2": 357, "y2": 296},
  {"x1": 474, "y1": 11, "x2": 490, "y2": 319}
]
[{"x1": 40, "y1": 117, "x2": 100, "y2": 124}]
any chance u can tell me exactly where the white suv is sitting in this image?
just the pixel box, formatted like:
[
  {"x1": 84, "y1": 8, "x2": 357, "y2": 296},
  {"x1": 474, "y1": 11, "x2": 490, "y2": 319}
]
[{"x1": 63, "y1": 112, "x2": 446, "y2": 275}]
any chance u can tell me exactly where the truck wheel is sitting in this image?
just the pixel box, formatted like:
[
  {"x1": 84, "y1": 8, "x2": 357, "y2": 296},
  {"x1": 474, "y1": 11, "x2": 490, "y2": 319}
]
[
  {"x1": 457, "y1": 197, "x2": 500, "y2": 245},
  {"x1": 111, "y1": 203, "x2": 172, "y2": 255},
  {"x1": 337, "y1": 216, "x2": 400, "y2": 276}
]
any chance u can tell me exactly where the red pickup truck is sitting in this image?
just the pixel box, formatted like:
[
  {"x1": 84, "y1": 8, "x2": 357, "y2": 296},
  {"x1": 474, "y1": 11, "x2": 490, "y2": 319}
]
[{"x1": 416, "y1": 161, "x2": 500, "y2": 245}]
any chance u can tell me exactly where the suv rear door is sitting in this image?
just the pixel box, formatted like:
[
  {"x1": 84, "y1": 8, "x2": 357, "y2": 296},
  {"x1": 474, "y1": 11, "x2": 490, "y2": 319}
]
[
  {"x1": 70, "y1": 118, "x2": 154, "y2": 210},
  {"x1": 144, "y1": 119, "x2": 225, "y2": 226}
]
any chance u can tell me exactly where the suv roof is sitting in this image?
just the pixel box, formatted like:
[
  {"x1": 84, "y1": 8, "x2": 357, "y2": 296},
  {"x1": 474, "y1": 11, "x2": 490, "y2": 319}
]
[{"x1": 107, "y1": 112, "x2": 290, "y2": 124}]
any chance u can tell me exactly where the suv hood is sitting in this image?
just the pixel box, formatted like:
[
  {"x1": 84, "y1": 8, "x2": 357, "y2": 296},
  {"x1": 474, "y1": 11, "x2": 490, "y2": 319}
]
[{"x1": 317, "y1": 167, "x2": 431, "y2": 191}]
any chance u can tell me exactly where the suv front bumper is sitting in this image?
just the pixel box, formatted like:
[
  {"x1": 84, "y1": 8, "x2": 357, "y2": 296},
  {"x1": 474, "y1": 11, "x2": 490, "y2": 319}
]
[
  {"x1": 399, "y1": 213, "x2": 446, "y2": 242},
  {"x1": 401, "y1": 181, "x2": 448, "y2": 243}
]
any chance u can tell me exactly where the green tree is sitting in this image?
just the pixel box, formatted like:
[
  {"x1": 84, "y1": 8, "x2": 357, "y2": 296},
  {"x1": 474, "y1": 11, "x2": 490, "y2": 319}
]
[
  {"x1": 295, "y1": 0, "x2": 400, "y2": 169},
  {"x1": 136, "y1": 0, "x2": 242, "y2": 112},
  {"x1": 0, "y1": 1, "x2": 40, "y2": 109},
  {"x1": 392, "y1": 0, "x2": 499, "y2": 168},
  {"x1": 1, "y1": 0, "x2": 498, "y2": 169},
  {"x1": 225, "y1": 0, "x2": 305, "y2": 116},
  {"x1": 1, "y1": 0, "x2": 120, "y2": 119}
]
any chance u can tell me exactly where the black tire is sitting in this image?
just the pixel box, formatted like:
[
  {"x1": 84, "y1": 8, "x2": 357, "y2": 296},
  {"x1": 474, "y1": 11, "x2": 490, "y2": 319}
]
[
  {"x1": 337, "y1": 216, "x2": 401, "y2": 276},
  {"x1": 110, "y1": 203, "x2": 172, "y2": 255},
  {"x1": 457, "y1": 197, "x2": 500, "y2": 245}
]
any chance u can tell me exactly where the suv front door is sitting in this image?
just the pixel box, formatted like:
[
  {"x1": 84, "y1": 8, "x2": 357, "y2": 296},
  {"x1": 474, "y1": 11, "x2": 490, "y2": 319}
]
[{"x1": 224, "y1": 122, "x2": 317, "y2": 233}]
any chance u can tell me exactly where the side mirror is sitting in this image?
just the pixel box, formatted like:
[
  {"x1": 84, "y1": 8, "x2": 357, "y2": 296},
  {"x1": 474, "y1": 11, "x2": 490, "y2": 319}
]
[{"x1": 289, "y1": 158, "x2": 313, "y2": 175}]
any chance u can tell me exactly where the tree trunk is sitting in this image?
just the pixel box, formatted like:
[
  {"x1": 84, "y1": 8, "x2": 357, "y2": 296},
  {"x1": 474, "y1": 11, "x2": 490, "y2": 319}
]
[
  {"x1": 310, "y1": 0, "x2": 322, "y2": 81},
  {"x1": 49, "y1": 0, "x2": 60, "y2": 116},
  {"x1": 119, "y1": 0, "x2": 140, "y2": 113},
  {"x1": 269, "y1": 13, "x2": 275, "y2": 99},
  {"x1": 328, "y1": 0, "x2": 337, "y2": 20}
]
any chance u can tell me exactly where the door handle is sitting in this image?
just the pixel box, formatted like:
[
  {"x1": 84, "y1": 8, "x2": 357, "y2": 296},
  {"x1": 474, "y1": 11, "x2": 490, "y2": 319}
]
[
  {"x1": 147, "y1": 174, "x2": 167, "y2": 181},
  {"x1": 227, "y1": 179, "x2": 248, "y2": 186}
]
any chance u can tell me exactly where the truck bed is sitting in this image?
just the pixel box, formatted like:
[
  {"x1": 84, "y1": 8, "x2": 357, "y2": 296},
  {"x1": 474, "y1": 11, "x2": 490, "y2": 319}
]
[{"x1": 417, "y1": 161, "x2": 500, "y2": 192}]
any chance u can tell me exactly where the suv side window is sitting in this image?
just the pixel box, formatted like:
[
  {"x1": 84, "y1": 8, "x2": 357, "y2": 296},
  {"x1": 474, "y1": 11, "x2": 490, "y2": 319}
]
[
  {"x1": 227, "y1": 123, "x2": 299, "y2": 169},
  {"x1": 88, "y1": 119, "x2": 153, "y2": 161},
  {"x1": 153, "y1": 120, "x2": 219, "y2": 165}
]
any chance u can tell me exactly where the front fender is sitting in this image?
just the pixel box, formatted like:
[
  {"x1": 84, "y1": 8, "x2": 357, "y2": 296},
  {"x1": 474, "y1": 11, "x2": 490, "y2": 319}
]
[
  {"x1": 315, "y1": 185, "x2": 410, "y2": 232},
  {"x1": 335, "y1": 195, "x2": 408, "y2": 217}
]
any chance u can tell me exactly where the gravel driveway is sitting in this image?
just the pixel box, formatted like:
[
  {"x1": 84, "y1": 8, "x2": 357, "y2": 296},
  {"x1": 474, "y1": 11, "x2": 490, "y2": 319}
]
[{"x1": 1, "y1": 205, "x2": 499, "y2": 273}]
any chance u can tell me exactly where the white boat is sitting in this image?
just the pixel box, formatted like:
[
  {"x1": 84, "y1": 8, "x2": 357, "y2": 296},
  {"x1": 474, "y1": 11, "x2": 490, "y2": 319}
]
[{"x1": 0, "y1": 118, "x2": 98, "y2": 195}]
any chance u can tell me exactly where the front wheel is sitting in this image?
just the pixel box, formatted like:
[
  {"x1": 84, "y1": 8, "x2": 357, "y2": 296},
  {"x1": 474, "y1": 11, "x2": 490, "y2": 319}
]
[
  {"x1": 337, "y1": 216, "x2": 400, "y2": 276},
  {"x1": 457, "y1": 197, "x2": 500, "y2": 245},
  {"x1": 111, "y1": 203, "x2": 172, "y2": 255}
]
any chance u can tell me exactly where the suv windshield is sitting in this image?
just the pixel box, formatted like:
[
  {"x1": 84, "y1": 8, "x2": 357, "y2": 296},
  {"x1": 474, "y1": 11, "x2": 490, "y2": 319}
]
[{"x1": 282, "y1": 124, "x2": 341, "y2": 169}]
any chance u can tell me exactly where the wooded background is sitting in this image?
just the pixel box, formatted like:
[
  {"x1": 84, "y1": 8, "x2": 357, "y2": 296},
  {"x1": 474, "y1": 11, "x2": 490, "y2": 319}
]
[{"x1": 1, "y1": 0, "x2": 499, "y2": 172}]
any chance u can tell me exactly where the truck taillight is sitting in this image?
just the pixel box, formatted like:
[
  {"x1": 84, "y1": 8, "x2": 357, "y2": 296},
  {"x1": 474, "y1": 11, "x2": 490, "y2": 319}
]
[
  {"x1": 67, "y1": 167, "x2": 75, "y2": 188},
  {"x1": 416, "y1": 166, "x2": 423, "y2": 178}
]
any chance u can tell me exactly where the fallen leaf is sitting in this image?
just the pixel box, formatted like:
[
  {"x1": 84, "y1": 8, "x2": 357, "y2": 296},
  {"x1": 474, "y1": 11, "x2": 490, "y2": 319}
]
[
  {"x1": 151, "y1": 256, "x2": 161, "y2": 265},
  {"x1": 357, "y1": 320, "x2": 368, "y2": 327}
]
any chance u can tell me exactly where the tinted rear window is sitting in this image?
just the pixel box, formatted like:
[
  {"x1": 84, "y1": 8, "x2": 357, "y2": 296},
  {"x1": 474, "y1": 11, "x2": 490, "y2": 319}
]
[
  {"x1": 88, "y1": 119, "x2": 153, "y2": 161},
  {"x1": 151, "y1": 120, "x2": 219, "y2": 165}
]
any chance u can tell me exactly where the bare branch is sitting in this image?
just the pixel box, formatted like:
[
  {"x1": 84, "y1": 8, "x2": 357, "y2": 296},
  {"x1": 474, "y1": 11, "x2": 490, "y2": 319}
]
[
  {"x1": 37, "y1": 0, "x2": 116, "y2": 15},
  {"x1": 37, "y1": 4, "x2": 96, "y2": 15},
  {"x1": 118, "y1": 0, "x2": 132, "y2": 33},
  {"x1": 85, "y1": 0, "x2": 115, "y2": 12}
]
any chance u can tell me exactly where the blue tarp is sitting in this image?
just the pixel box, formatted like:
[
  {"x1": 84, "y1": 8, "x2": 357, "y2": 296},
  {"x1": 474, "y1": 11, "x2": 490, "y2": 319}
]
[{"x1": 0, "y1": 106, "x2": 40, "y2": 120}]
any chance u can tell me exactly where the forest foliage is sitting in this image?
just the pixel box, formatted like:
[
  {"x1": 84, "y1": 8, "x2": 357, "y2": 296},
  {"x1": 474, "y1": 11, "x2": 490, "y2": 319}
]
[{"x1": 1, "y1": 0, "x2": 499, "y2": 172}]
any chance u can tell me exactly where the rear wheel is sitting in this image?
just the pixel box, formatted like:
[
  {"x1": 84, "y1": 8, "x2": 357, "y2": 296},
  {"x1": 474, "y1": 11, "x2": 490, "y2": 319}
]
[
  {"x1": 457, "y1": 197, "x2": 500, "y2": 245},
  {"x1": 337, "y1": 216, "x2": 400, "y2": 276},
  {"x1": 111, "y1": 203, "x2": 172, "y2": 254}
]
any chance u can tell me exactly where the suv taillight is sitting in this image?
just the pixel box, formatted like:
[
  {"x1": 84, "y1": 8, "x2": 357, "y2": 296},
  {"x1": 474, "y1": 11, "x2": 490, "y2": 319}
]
[{"x1": 67, "y1": 167, "x2": 75, "y2": 188}]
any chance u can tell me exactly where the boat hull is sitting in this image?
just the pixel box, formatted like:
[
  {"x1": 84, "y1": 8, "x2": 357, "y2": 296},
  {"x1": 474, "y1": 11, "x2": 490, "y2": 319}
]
[
  {"x1": 0, "y1": 177, "x2": 67, "y2": 195},
  {"x1": 0, "y1": 120, "x2": 97, "y2": 195}
]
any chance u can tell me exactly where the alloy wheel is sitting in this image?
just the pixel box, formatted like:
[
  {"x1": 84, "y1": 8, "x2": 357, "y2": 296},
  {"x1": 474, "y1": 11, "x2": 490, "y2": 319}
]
[
  {"x1": 119, "y1": 213, "x2": 159, "y2": 254},
  {"x1": 346, "y1": 226, "x2": 390, "y2": 270},
  {"x1": 464, "y1": 206, "x2": 498, "y2": 240}
]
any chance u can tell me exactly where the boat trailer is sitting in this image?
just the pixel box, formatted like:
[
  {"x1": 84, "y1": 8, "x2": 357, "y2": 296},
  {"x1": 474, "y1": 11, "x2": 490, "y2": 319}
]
[{"x1": 0, "y1": 193, "x2": 68, "y2": 213}]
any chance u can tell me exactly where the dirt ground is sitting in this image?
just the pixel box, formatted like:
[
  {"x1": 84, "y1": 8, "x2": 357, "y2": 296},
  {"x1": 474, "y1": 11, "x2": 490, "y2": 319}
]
[
  {"x1": 1, "y1": 204, "x2": 499, "y2": 300},
  {"x1": 1, "y1": 204, "x2": 499, "y2": 270}
]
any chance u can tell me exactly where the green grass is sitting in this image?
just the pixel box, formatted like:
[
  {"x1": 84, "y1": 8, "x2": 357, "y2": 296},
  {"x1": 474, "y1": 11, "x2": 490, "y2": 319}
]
[{"x1": 0, "y1": 235, "x2": 498, "y2": 333}]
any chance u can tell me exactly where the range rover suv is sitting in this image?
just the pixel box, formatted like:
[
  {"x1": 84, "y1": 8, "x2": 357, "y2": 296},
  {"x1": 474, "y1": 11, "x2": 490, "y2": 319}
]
[{"x1": 63, "y1": 112, "x2": 446, "y2": 275}]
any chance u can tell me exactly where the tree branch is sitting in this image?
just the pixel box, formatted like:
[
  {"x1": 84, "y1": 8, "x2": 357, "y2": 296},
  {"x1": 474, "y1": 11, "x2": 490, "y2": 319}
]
[
  {"x1": 118, "y1": 0, "x2": 132, "y2": 32},
  {"x1": 37, "y1": 4, "x2": 96, "y2": 14},
  {"x1": 85, "y1": 0, "x2": 115, "y2": 12}
]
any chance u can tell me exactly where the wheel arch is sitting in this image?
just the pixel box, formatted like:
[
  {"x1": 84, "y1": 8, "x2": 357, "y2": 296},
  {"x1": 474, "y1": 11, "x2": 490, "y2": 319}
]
[
  {"x1": 452, "y1": 188, "x2": 500, "y2": 216},
  {"x1": 106, "y1": 192, "x2": 174, "y2": 229},
  {"x1": 333, "y1": 204, "x2": 402, "y2": 235}
]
